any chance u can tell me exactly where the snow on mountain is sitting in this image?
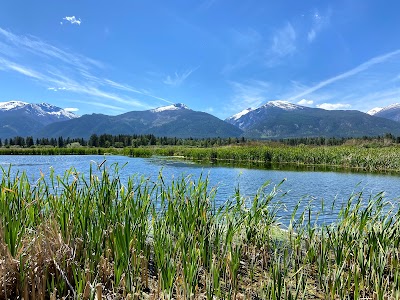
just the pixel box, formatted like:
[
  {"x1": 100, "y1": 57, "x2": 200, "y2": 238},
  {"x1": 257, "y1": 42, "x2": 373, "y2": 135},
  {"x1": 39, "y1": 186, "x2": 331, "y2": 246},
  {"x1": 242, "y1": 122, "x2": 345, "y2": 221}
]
[
  {"x1": 0, "y1": 100, "x2": 79, "y2": 121},
  {"x1": 151, "y1": 103, "x2": 190, "y2": 113},
  {"x1": 226, "y1": 101, "x2": 303, "y2": 124},
  {"x1": 370, "y1": 103, "x2": 400, "y2": 122},
  {"x1": 367, "y1": 107, "x2": 383, "y2": 115},
  {"x1": 0, "y1": 100, "x2": 29, "y2": 111},
  {"x1": 263, "y1": 100, "x2": 304, "y2": 110},
  {"x1": 226, "y1": 100, "x2": 305, "y2": 130},
  {"x1": 226, "y1": 108, "x2": 254, "y2": 121},
  {"x1": 28, "y1": 103, "x2": 78, "y2": 119},
  {"x1": 378, "y1": 103, "x2": 400, "y2": 113}
]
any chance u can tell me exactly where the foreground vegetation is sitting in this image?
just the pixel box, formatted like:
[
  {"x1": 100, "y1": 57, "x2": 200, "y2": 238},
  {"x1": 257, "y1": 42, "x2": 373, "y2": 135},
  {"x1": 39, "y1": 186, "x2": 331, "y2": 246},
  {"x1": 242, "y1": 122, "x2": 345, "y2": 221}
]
[{"x1": 1, "y1": 163, "x2": 400, "y2": 299}]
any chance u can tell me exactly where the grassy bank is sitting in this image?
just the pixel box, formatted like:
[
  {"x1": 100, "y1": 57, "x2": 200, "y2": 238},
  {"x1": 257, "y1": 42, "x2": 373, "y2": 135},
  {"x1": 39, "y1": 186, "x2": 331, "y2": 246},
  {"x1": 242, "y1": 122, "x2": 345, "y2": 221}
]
[
  {"x1": 0, "y1": 164, "x2": 399, "y2": 299},
  {"x1": 2, "y1": 143, "x2": 400, "y2": 173}
]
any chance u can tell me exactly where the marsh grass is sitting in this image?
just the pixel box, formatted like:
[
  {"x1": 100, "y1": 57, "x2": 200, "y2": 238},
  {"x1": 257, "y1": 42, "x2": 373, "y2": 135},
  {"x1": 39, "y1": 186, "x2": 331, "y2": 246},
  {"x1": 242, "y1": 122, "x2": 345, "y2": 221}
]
[
  {"x1": 124, "y1": 144, "x2": 400, "y2": 173},
  {"x1": 4, "y1": 143, "x2": 400, "y2": 173},
  {"x1": 0, "y1": 162, "x2": 400, "y2": 299}
]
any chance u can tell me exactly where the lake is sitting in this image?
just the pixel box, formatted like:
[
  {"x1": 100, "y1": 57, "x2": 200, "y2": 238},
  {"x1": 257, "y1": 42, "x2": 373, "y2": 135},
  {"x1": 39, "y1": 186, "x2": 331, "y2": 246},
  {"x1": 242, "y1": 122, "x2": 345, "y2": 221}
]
[{"x1": 1, "y1": 154, "x2": 400, "y2": 225}]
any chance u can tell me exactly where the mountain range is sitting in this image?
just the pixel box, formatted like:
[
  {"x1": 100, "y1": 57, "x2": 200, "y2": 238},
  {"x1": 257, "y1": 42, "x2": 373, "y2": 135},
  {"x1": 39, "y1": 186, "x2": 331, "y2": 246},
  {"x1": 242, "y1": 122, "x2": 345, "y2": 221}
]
[
  {"x1": 226, "y1": 101, "x2": 400, "y2": 138},
  {"x1": 38, "y1": 103, "x2": 242, "y2": 139},
  {"x1": 0, "y1": 101, "x2": 77, "y2": 139},
  {"x1": 2, "y1": 100, "x2": 400, "y2": 140}
]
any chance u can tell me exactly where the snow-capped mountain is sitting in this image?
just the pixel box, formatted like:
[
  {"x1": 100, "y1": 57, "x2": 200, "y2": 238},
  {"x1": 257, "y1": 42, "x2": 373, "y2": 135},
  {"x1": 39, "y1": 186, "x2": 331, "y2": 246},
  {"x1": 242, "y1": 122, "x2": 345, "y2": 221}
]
[
  {"x1": 226, "y1": 108, "x2": 254, "y2": 122},
  {"x1": 0, "y1": 100, "x2": 28, "y2": 111},
  {"x1": 26, "y1": 103, "x2": 78, "y2": 120},
  {"x1": 0, "y1": 101, "x2": 79, "y2": 139},
  {"x1": 368, "y1": 103, "x2": 400, "y2": 122},
  {"x1": 226, "y1": 100, "x2": 304, "y2": 130},
  {"x1": 226, "y1": 100, "x2": 400, "y2": 138},
  {"x1": 262, "y1": 100, "x2": 304, "y2": 111},
  {"x1": 150, "y1": 103, "x2": 190, "y2": 113},
  {"x1": 0, "y1": 101, "x2": 78, "y2": 123},
  {"x1": 367, "y1": 107, "x2": 383, "y2": 115}
]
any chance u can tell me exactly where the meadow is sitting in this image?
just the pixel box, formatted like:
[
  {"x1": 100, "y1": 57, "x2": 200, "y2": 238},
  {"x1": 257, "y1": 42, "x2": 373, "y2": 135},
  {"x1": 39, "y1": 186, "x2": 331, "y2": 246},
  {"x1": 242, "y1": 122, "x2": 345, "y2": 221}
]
[{"x1": 0, "y1": 162, "x2": 400, "y2": 299}]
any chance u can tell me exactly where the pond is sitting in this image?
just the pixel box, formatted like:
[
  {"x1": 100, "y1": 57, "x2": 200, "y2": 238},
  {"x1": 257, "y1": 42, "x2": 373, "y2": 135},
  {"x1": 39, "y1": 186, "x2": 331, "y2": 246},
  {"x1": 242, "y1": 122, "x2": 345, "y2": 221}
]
[{"x1": 1, "y1": 154, "x2": 399, "y2": 225}]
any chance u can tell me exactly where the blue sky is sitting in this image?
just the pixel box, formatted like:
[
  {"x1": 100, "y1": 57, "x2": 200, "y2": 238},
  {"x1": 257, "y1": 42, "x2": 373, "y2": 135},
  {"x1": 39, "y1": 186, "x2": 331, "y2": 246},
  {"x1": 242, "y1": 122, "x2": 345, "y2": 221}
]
[{"x1": 1, "y1": 0, "x2": 400, "y2": 118}]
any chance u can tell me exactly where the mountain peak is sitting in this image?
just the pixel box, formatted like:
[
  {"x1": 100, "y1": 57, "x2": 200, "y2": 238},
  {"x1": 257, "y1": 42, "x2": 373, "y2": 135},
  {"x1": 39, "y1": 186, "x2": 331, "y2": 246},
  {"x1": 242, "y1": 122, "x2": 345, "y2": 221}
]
[
  {"x1": 381, "y1": 103, "x2": 400, "y2": 111},
  {"x1": 151, "y1": 103, "x2": 190, "y2": 113},
  {"x1": 226, "y1": 108, "x2": 253, "y2": 121},
  {"x1": 369, "y1": 103, "x2": 400, "y2": 122},
  {"x1": 264, "y1": 100, "x2": 303, "y2": 110},
  {"x1": 0, "y1": 100, "x2": 29, "y2": 111},
  {"x1": 0, "y1": 100, "x2": 79, "y2": 121}
]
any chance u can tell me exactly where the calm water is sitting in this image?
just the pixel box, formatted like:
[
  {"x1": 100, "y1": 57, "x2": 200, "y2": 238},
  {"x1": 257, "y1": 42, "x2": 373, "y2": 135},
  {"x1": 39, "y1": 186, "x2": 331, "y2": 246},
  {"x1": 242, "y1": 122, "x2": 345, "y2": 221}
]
[{"x1": 1, "y1": 155, "x2": 400, "y2": 225}]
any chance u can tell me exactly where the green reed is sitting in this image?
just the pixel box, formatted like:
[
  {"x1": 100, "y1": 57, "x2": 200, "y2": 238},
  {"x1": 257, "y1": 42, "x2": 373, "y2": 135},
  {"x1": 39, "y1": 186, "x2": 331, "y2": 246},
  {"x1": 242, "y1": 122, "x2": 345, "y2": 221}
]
[
  {"x1": 0, "y1": 162, "x2": 400, "y2": 299},
  {"x1": 124, "y1": 144, "x2": 400, "y2": 173}
]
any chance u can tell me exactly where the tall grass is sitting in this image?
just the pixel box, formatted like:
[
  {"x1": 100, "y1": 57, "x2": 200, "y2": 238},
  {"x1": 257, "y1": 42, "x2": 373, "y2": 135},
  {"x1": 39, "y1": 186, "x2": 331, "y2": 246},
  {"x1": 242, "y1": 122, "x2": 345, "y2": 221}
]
[
  {"x1": 3, "y1": 143, "x2": 400, "y2": 172},
  {"x1": 124, "y1": 144, "x2": 400, "y2": 172},
  {"x1": 0, "y1": 163, "x2": 400, "y2": 299}
]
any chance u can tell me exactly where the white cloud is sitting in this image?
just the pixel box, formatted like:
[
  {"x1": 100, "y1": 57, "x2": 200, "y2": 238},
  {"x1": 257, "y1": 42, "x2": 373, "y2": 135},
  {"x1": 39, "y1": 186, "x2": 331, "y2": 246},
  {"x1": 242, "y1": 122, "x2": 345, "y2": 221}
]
[
  {"x1": 64, "y1": 107, "x2": 79, "y2": 112},
  {"x1": 62, "y1": 16, "x2": 81, "y2": 26},
  {"x1": 316, "y1": 103, "x2": 351, "y2": 110},
  {"x1": 297, "y1": 99, "x2": 314, "y2": 105},
  {"x1": 163, "y1": 68, "x2": 197, "y2": 86}
]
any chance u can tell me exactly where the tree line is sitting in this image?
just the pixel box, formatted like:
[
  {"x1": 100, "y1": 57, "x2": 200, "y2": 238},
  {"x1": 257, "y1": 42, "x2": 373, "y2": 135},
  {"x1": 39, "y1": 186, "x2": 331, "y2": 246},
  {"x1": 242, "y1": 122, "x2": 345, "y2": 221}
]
[
  {"x1": 1, "y1": 133, "x2": 399, "y2": 148},
  {"x1": 0, "y1": 134, "x2": 248, "y2": 148}
]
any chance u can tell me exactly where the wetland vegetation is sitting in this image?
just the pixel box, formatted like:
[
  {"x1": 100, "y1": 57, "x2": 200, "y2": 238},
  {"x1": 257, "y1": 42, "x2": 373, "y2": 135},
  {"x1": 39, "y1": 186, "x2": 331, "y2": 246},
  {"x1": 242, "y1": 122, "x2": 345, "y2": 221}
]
[
  {"x1": 0, "y1": 163, "x2": 400, "y2": 299},
  {"x1": 1, "y1": 135, "x2": 400, "y2": 298},
  {"x1": 2, "y1": 141, "x2": 400, "y2": 173}
]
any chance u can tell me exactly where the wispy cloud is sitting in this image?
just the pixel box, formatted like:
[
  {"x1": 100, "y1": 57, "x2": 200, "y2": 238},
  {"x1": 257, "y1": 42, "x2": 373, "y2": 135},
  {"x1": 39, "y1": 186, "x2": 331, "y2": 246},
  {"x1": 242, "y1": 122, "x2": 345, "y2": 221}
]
[
  {"x1": 229, "y1": 79, "x2": 270, "y2": 113},
  {"x1": 0, "y1": 27, "x2": 175, "y2": 112},
  {"x1": 48, "y1": 87, "x2": 69, "y2": 92},
  {"x1": 271, "y1": 23, "x2": 297, "y2": 57},
  {"x1": 288, "y1": 49, "x2": 400, "y2": 102},
  {"x1": 0, "y1": 27, "x2": 102, "y2": 70},
  {"x1": 266, "y1": 22, "x2": 296, "y2": 66},
  {"x1": 307, "y1": 9, "x2": 331, "y2": 43},
  {"x1": 163, "y1": 68, "x2": 197, "y2": 86},
  {"x1": 72, "y1": 100, "x2": 126, "y2": 112},
  {"x1": 317, "y1": 103, "x2": 351, "y2": 110},
  {"x1": 62, "y1": 16, "x2": 81, "y2": 26}
]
